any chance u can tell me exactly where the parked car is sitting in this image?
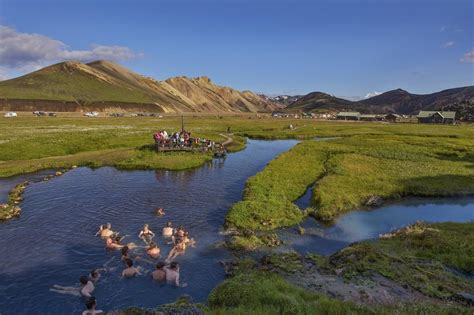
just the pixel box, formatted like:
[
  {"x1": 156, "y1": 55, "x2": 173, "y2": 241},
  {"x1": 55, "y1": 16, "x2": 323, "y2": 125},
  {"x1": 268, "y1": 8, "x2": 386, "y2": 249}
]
[
  {"x1": 4, "y1": 112, "x2": 17, "y2": 118},
  {"x1": 84, "y1": 111, "x2": 99, "y2": 117},
  {"x1": 33, "y1": 111, "x2": 48, "y2": 116}
]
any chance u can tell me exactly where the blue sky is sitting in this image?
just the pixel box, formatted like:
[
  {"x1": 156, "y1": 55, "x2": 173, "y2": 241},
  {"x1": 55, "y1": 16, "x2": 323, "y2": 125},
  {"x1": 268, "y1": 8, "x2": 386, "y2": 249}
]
[{"x1": 0, "y1": 0, "x2": 472, "y2": 98}]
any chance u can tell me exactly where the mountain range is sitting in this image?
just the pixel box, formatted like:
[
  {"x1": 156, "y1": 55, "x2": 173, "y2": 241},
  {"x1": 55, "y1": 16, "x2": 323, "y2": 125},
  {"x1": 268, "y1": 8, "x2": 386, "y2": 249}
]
[
  {"x1": 284, "y1": 87, "x2": 474, "y2": 114},
  {"x1": 0, "y1": 60, "x2": 472, "y2": 114},
  {"x1": 0, "y1": 60, "x2": 279, "y2": 113}
]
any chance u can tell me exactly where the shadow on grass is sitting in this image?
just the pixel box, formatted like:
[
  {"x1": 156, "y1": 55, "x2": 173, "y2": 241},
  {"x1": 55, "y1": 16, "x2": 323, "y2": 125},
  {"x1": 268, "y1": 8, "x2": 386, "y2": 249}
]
[{"x1": 402, "y1": 174, "x2": 474, "y2": 196}]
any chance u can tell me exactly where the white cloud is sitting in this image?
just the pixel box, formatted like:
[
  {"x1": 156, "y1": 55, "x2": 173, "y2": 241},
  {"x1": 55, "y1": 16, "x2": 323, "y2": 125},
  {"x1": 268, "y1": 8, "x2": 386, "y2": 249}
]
[
  {"x1": 0, "y1": 25, "x2": 142, "y2": 78},
  {"x1": 364, "y1": 91, "x2": 382, "y2": 99},
  {"x1": 460, "y1": 50, "x2": 474, "y2": 63},
  {"x1": 443, "y1": 41, "x2": 454, "y2": 48}
]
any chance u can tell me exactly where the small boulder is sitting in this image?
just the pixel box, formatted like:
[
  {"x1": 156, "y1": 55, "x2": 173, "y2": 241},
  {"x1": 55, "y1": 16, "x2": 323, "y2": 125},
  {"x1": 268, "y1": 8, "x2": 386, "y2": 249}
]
[{"x1": 366, "y1": 195, "x2": 384, "y2": 207}]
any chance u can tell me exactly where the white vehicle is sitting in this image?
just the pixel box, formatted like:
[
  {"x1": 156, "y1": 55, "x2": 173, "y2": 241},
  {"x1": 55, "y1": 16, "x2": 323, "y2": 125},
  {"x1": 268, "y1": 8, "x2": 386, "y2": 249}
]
[
  {"x1": 4, "y1": 112, "x2": 17, "y2": 118},
  {"x1": 84, "y1": 111, "x2": 99, "y2": 117}
]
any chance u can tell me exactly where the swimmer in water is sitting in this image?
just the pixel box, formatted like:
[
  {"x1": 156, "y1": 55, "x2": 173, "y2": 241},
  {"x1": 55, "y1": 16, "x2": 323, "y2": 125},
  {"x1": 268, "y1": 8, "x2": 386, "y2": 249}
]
[
  {"x1": 106, "y1": 235, "x2": 124, "y2": 250},
  {"x1": 96, "y1": 223, "x2": 114, "y2": 238},
  {"x1": 82, "y1": 297, "x2": 104, "y2": 315},
  {"x1": 165, "y1": 262, "x2": 187, "y2": 287},
  {"x1": 154, "y1": 208, "x2": 165, "y2": 216},
  {"x1": 146, "y1": 242, "x2": 161, "y2": 259},
  {"x1": 151, "y1": 262, "x2": 166, "y2": 282},
  {"x1": 122, "y1": 259, "x2": 142, "y2": 278},
  {"x1": 166, "y1": 239, "x2": 186, "y2": 263},
  {"x1": 182, "y1": 231, "x2": 196, "y2": 247},
  {"x1": 121, "y1": 246, "x2": 129, "y2": 261},
  {"x1": 162, "y1": 222, "x2": 174, "y2": 239},
  {"x1": 89, "y1": 269, "x2": 105, "y2": 284},
  {"x1": 50, "y1": 276, "x2": 95, "y2": 297},
  {"x1": 138, "y1": 224, "x2": 155, "y2": 245}
]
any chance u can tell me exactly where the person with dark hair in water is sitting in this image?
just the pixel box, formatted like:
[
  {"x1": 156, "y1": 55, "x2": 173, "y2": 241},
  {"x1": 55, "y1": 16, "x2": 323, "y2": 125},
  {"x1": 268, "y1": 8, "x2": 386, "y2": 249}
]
[
  {"x1": 147, "y1": 242, "x2": 161, "y2": 259},
  {"x1": 165, "y1": 262, "x2": 186, "y2": 287},
  {"x1": 151, "y1": 262, "x2": 166, "y2": 282},
  {"x1": 105, "y1": 234, "x2": 124, "y2": 250},
  {"x1": 121, "y1": 246, "x2": 129, "y2": 261},
  {"x1": 122, "y1": 259, "x2": 142, "y2": 278},
  {"x1": 89, "y1": 269, "x2": 105, "y2": 284},
  {"x1": 82, "y1": 297, "x2": 103, "y2": 315},
  {"x1": 50, "y1": 275, "x2": 95, "y2": 297}
]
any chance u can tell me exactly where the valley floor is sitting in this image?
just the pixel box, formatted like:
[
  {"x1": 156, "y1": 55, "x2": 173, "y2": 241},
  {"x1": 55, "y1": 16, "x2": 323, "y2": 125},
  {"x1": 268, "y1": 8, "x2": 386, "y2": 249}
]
[{"x1": 1, "y1": 114, "x2": 473, "y2": 313}]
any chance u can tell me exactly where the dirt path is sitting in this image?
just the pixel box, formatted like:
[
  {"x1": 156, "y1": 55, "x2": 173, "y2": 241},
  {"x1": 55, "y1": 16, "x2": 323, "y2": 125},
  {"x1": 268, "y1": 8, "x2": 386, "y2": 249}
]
[{"x1": 219, "y1": 133, "x2": 233, "y2": 147}]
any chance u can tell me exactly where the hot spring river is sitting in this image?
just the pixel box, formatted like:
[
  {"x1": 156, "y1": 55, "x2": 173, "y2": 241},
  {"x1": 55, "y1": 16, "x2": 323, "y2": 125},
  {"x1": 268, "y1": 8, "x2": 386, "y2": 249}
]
[{"x1": 0, "y1": 139, "x2": 473, "y2": 314}]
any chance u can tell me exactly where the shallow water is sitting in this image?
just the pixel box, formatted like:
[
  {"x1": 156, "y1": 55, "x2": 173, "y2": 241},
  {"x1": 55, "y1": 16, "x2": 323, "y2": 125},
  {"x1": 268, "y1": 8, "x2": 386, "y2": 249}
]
[
  {"x1": 0, "y1": 139, "x2": 473, "y2": 314},
  {"x1": 0, "y1": 139, "x2": 297, "y2": 314},
  {"x1": 280, "y1": 186, "x2": 474, "y2": 255}
]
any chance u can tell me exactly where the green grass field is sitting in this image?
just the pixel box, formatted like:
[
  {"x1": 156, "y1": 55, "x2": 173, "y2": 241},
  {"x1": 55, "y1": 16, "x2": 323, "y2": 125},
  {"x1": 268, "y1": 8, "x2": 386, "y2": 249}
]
[{"x1": 225, "y1": 123, "x2": 474, "y2": 231}]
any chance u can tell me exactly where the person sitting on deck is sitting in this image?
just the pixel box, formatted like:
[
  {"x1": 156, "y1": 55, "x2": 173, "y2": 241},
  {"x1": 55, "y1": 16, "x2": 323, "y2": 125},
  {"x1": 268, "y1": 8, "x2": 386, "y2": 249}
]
[
  {"x1": 82, "y1": 297, "x2": 103, "y2": 315},
  {"x1": 151, "y1": 262, "x2": 166, "y2": 282},
  {"x1": 122, "y1": 259, "x2": 142, "y2": 278},
  {"x1": 147, "y1": 242, "x2": 161, "y2": 259},
  {"x1": 138, "y1": 224, "x2": 155, "y2": 245}
]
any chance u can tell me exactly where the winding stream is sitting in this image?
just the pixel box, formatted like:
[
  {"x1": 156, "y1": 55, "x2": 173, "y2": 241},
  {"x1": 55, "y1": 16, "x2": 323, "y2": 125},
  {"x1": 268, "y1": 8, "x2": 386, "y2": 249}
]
[{"x1": 0, "y1": 139, "x2": 473, "y2": 314}]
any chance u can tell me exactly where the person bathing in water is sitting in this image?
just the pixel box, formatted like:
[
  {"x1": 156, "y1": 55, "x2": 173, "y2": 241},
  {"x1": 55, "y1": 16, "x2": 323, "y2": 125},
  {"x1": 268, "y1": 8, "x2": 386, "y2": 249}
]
[
  {"x1": 89, "y1": 268, "x2": 106, "y2": 284},
  {"x1": 138, "y1": 224, "x2": 155, "y2": 245},
  {"x1": 154, "y1": 208, "x2": 165, "y2": 216},
  {"x1": 106, "y1": 235, "x2": 124, "y2": 250},
  {"x1": 165, "y1": 262, "x2": 187, "y2": 287},
  {"x1": 166, "y1": 239, "x2": 186, "y2": 263},
  {"x1": 82, "y1": 297, "x2": 103, "y2": 315},
  {"x1": 95, "y1": 223, "x2": 114, "y2": 238},
  {"x1": 147, "y1": 242, "x2": 161, "y2": 259},
  {"x1": 151, "y1": 262, "x2": 166, "y2": 282},
  {"x1": 50, "y1": 275, "x2": 95, "y2": 298},
  {"x1": 162, "y1": 222, "x2": 174, "y2": 240},
  {"x1": 122, "y1": 259, "x2": 142, "y2": 278}
]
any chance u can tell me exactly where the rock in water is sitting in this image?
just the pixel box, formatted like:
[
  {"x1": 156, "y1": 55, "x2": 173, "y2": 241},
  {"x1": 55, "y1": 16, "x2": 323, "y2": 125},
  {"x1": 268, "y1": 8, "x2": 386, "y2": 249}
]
[{"x1": 366, "y1": 196, "x2": 383, "y2": 207}]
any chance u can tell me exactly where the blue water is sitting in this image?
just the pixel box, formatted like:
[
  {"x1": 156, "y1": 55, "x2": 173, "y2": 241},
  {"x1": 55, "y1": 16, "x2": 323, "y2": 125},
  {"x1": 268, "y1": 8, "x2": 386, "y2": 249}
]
[
  {"x1": 0, "y1": 140, "x2": 297, "y2": 315},
  {"x1": 279, "y1": 185, "x2": 474, "y2": 255}
]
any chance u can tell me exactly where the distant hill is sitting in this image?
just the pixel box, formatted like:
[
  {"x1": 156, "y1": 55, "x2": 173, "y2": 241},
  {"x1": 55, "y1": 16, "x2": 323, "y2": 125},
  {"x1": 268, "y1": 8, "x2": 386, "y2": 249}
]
[
  {"x1": 0, "y1": 60, "x2": 278, "y2": 113},
  {"x1": 284, "y1": 87, "x2": 474, "y2": 114}
]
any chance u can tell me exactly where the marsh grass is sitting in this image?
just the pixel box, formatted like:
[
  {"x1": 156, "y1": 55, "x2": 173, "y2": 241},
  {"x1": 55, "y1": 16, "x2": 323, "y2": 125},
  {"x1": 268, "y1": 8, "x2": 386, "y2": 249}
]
[{"x1": 226, "y1": 127, "x2": 474, "y2": 230}]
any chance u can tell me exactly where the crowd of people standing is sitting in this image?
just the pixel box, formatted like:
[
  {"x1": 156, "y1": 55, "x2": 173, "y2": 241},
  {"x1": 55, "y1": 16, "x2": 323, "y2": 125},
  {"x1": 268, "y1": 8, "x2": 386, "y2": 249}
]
[{"x1": 154, "y1": 130, "x2": 216, "y2": 151}]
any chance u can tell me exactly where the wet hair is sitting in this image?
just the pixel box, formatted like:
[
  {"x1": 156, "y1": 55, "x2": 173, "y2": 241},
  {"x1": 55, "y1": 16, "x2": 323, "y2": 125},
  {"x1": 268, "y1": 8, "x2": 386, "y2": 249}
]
[
  {"x1": 85, "y1": 296, "x2": 97, "y2": 310},
  {"x1": 125, "y1": 259, "x2": 133, "y2": 267},
  {"x1": 156, "y1": 262, "x2": 165, "y2": 269},
  {"x1": 79, "y1": 275, "x2": 89, "y2": 285},
  {"x1": 166, "y1": 222, "x2": 172, "y2": 227},
  {"x1": 149, "y1": 242, "x2": 157, "y2": 249},
  {"x1": 90, "y1": 270, "x2": 98, "y2": 278},
  {"x1": 121, "y1": 246, "x2": 129, "y2": 256},
  {"x1": 143, "y1": 224, "x2": 149, "y2": 229},
  {"x1": 170, "y1": 262, "x2": 178, "y2": 270}
]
